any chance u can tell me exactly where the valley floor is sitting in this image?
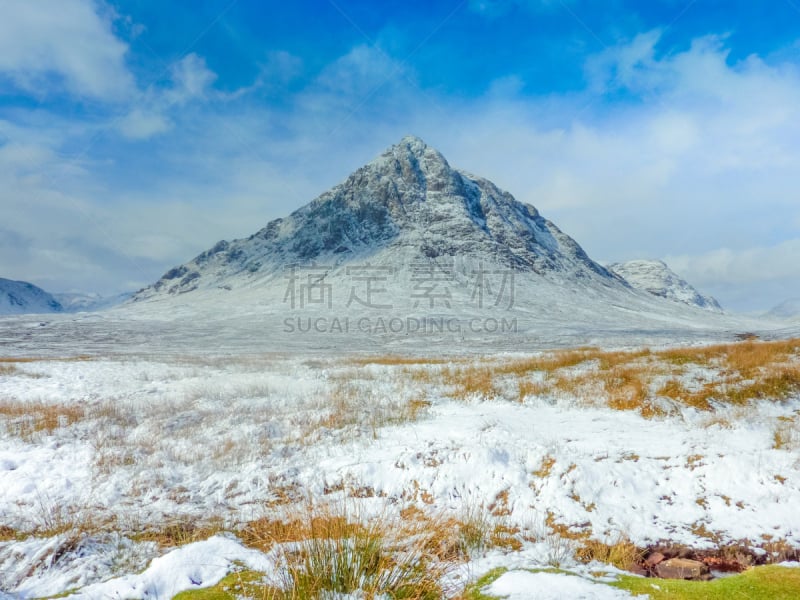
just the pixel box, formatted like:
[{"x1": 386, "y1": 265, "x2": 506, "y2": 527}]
[{"x1": 1, "y1": 337, "x2": 800, "y2": 598}]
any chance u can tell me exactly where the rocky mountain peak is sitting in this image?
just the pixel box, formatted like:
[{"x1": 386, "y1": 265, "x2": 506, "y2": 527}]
[
  {"x1": 134, "y1": 136, "x2": 616, "y2": 299},
  {"x1": 347, "y1": 134, "x2": 460, "y2": 202}
]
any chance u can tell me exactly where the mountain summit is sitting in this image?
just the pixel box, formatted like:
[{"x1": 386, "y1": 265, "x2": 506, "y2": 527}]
[{"x1": 135, "y1": 136, "x2": 618, "y2": 300}]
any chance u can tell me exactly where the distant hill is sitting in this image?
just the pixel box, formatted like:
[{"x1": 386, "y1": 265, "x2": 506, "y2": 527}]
[
  {"x1": 0, "y1": 278, "x2": 63, "y2": 315},
  {"x1": 765, "y1": 298, "x2": 800, "y2": 320},
  {"x1": 607, "y1": 259, "x2": 722, "y2": 312},
  {"x1": 54, "y1": 291, "x2": 132, "y2": 313}
]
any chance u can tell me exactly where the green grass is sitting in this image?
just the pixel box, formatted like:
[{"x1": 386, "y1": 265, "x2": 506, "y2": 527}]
[
  {"x1": 461, "y1": 568, "x2": 509, "y2": 600},
  {"x1": 171, "y1": 570, "x2": 268, "y2": 600},
  {"x1": 462, "y1": 566, "x2": 800, "y2": 600},
  {"x1": 613, "y1": 565, "x2": 800, "y2": 599}
]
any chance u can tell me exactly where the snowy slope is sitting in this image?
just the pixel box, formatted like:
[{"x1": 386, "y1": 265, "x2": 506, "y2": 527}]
[
  {"x1": 0, "y1": 278, "x2": 62, "y2": 315},
  {"x1": 766, "y1": 298, "x2": 800, "y2": 321},
  {"x1": 54, "y1": 291, "x2": 132, "y2": 313},
  {"x1": 607, "y1": 259, "x2": 722, "y2": 312}
]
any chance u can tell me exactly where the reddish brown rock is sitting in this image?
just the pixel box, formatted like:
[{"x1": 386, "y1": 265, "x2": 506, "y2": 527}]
[
  {"x1": 655, "y1": 558, "x2": 711, "y2": 580},
  {"x1": 645, "y1": 552, "x2": 665, "y2": 567},
  {"x1": 628, "y1": 564, "x2": 648, "y2": 577}
]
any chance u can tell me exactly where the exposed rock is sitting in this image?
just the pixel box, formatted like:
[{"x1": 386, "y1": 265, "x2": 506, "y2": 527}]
[
  {"x1": 654, "y1": 558, "x2": 711, "y2": 580},
  {"x1": 644, "y1": 551, "x2": 665, "y2": 567}
]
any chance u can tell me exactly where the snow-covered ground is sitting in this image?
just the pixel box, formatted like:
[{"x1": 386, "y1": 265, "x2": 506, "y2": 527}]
[{"x1": 1, "y1": 343, "x2": 799, "y2": 598}]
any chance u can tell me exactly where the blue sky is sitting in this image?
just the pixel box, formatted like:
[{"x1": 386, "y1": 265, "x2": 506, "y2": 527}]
[{"x1": 2, "y1": 0, "x2": 800, "y2": 311}]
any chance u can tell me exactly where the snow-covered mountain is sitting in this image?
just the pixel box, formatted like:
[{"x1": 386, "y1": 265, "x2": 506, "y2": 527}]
[
  {"x1": 607, "y1": 259, "x2": 722, "y2": 312},
  {"x1": 133, "y1": 136, "x2": 624, "y2": 301},
  {"x1": 0, "y1": 278, "x2": 63, "y2": 315},
  {"x1": 54, "y1": 291, "x2": 132, "y2": 313},
  {"x1": 127, "y1": 136, "x2": 743, "y2": 343}
]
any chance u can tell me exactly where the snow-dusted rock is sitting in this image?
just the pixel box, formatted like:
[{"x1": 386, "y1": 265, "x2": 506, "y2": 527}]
[{"x1": 607, "y1": 259, "x2": 722, "y2": 312}]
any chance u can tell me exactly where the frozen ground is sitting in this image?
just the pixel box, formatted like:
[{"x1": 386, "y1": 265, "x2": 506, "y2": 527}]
[{"x1": 1, "y1": 330, "x2": 799, "y2": 598}]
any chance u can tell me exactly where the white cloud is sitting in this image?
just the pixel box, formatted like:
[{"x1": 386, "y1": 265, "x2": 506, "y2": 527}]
[
  {"x1": 311, "y1": 44, "x2": 408, "y2": 98},
  {"x1": 117, "y1": 109, "x2": 171, "y2": 140},
  {"x1": 165, "y1": 54, "x2": 217, "y2": 105},
  {"x1": 117, "y1": 53, "x2": 217, "y2": 140},
  {"x1": 666, "y1": 240, "x2": 800, "y2": 287},
  {"x1": 0, "y1": 0, "x2": 134, "y2": 101}
]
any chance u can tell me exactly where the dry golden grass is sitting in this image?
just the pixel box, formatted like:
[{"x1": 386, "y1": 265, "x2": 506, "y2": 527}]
[
  {"x1": 655, "y1": 339, "x2": 800, "y2": 374},
  {"x1": 726, "y1": 367, "x2": 800, "y2": 404},
  {"x1": 544, "y1": 510, "x2": 592, "y2": 541},
  {"x1": 576, "y1": 536, "x2": 644, "y2": 570},
  {"x1": 0, "y1": 355, "x2": 93, "y2": 363},
  {"x1": 497, "y1": 347, "x2": 600, "y2": 376},
  {"x1": 0, "y1": 400, "x2": 85, "y2": 438},
  {"x1": 597, "y1": 349, "x2": 652, "y2": 370},
  {"x1": 339, "y1": 339, "x2": 800, "y2": 422},
  {"x1": 446, "y1": 365, "x2": 498, "y2": 400},
  {"x1": 657, "y1": 379, "x2": 715, "y2": 411},
  {"x1": 0, "y1": 364, "x2": 17, "y2": 376},
  {"x1": 532, "y1": 455, "x2": 557, "y2": 478},
  {"x1": 241, "y1": 503, "x2": 453, "y2": 599},
  {"x1": 241, "y1": 512, "x2": 356, "y2": 551},
  {"x1": 405, "y1": 397, "x2": 432, "y2": 420},
  {"x1": 489, "y1": 523, "x2": 523, "y2": 552},
  {"x1": 449, "y1": 338, "x2": 800, "y2": 415},
  {"x1": 136, "y1": 516, "x2": 225, "y2": 548},
  {"x1": 603, "y1": 367, "x2": 649, "y2": 412},
  {"x1": 516, "y1": 378, "x2": 547, "y2": 401},
  {"x1": 772, "y1": 416, "x2": 799, "y2": 450}
]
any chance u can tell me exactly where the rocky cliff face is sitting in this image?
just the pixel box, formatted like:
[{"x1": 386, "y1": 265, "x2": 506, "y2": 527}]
[
  {"x1": 134, "y1": 136, "x2": 619, "y2": 300},
  {"x1": 607, "y1": 260, "x2": 722, "y2": 312}
]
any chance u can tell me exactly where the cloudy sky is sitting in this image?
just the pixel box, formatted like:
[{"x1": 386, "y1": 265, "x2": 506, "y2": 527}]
[{"x1": 1, "y1": 0, "x2": 799, "y2": 311}]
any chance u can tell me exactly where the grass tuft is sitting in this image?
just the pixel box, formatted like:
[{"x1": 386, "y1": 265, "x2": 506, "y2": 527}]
[
  {"x1": 576, "y1": 536, "x2": 644, "y2": 570},
  {"x1": 241, "y1": 503, "x2": 453, "y2": 599}
]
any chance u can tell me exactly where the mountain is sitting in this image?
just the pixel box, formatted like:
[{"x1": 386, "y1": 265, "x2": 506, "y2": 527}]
[
  {"x1": 54, "y1": 291, "x2": 132, "y2": 313},
  {"x1": 765, "y1": 298, "x2": 800, "y2": 321},
  {"x1": 133, "y1": 136, "x2": 621, "y2": 302},
  {"x1": 0, "y1": 278, "x2": 63, "y2": 315},
  {"x1": 607, "y1": 259, "x2": 722, "y2": 312},
  {"x1": 128, "y1": 136, "x2": 743, "y2": 345}
]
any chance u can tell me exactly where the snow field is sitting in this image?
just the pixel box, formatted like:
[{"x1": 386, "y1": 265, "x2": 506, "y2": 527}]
[{"x1": 1, "y1": 344, "x2": 799, "y2": 597}]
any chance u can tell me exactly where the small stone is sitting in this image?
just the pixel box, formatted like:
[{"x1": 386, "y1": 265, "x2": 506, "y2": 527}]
[
  {"x1": 645, "y1": 552, "x2": 665, "y2": 567},
  {"x1": 655, "y1": 558, "x2": 711, "y2": 580},
  {"x1": 628, "y1": 564, "x2": 648, "y2": 577}
]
